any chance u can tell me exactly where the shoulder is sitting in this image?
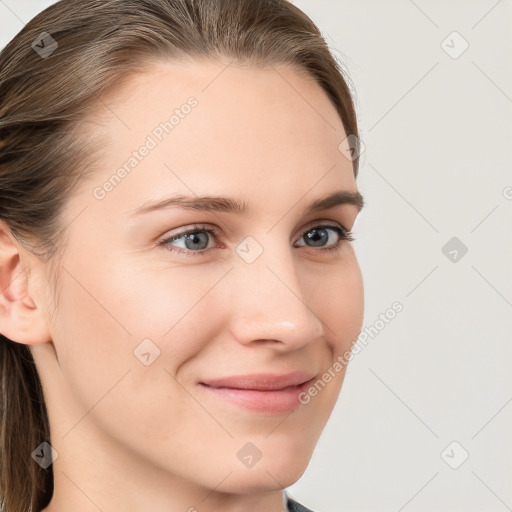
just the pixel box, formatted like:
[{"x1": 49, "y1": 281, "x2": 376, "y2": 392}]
[{"x1": 285, "y1": 493, "x2": 317, "y2": 512}]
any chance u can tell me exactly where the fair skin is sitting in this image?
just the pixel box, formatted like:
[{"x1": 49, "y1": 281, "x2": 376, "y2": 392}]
[{"x1": 0, "y1": 59, "x2": 364, "y2": 512}]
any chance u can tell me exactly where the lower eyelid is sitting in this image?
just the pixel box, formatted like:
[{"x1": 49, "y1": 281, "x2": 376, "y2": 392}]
[{"x1": 160, "y1": 223, "x2": 351, "y2": 254}]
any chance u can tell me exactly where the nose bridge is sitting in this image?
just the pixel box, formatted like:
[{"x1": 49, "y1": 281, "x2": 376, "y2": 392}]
[{"x1": 227, "y1": 239, "x2": 324, "y2": 346}]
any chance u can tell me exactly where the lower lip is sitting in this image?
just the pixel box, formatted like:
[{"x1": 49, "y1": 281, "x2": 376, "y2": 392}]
[{"x1": 198, "y1": 379, "x2": 315, "y2": 414}]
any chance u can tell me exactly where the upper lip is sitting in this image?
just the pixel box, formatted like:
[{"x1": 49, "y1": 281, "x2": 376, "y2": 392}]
[{"x1": 199, "y1": 371, "x2": 316, "y2": 391}]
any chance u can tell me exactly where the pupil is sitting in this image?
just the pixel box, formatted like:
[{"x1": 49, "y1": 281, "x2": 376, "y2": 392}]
[
  {"x1": 306, "y1": 228, "x2": 327, "y2": 247},
  {"x1": 186, "y1": 232, "x2": 208, "y2": 250}
]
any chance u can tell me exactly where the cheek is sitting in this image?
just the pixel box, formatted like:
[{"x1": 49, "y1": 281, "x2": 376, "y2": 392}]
[
  {"x1": 306, "y1": 256, "x2": 364, "y2": 356},
  {"x1": 49, "y1": 262, "x2": 216, "y2": 447},
  {"x1": 51, "y1": 249, "x2": 232, "y2": 397},
  {"x1": 49, "y1": 268, "x2": 137, "y2": 413},
  {"x1": 105, "y1": 261, "x2": 232, "y2": 356}
]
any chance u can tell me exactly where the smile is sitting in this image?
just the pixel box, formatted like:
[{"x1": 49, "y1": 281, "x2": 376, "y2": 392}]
[{"x1": 198, "y1": 372, "x2": 317, "y2": 414}]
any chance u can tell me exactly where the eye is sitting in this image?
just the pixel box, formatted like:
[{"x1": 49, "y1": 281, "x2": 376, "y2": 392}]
[
  {"x1": 294, "y1": 223, "x2": 354, "y2": 253},
  {"x1": 159, "y1": 224, "x2": 220, "y2": 257},
  {"x1": 158, "y1": 222, "x2": 354, "y2": 257}
]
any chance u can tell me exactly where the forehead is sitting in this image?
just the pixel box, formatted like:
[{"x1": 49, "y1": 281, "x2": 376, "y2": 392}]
[{"x1": 78, "y1": 59, "x2": 356, "y2": 214}]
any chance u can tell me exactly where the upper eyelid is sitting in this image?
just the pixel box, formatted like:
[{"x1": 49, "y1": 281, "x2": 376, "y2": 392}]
[
  {"x1": 161, "y1": 220, "x2": 349, "y2": 241},
  {"x1": 301, "y1": 219, "x2": 350, "y2": 232}
]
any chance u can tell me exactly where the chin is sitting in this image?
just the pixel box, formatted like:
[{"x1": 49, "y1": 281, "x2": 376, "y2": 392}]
[
  {"x1": 219, "y1": 444, "x2": 313, "y2": 493},
  {"x1": 223, "y1": 464, "x2": 309, "y2": 494}
]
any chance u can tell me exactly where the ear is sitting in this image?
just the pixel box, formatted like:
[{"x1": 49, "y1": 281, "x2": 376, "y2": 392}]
[{"x1": 0, "y1": 220, "x2": 52, "y2": 345}]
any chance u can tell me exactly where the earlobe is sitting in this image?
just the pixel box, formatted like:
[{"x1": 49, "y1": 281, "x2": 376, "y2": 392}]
[{"x1": 0, "y1": 220, "x2": 52, "y2": 345}]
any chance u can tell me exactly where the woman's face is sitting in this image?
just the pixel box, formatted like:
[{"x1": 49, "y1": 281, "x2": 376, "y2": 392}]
[{"x1": 33, "y1": 59, "x2": 364, "y2": 502}]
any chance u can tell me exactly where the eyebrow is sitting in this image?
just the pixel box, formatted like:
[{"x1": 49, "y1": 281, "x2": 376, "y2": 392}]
[{"x1": 130, "y1": 189, "x2": 364, "y2": 217}]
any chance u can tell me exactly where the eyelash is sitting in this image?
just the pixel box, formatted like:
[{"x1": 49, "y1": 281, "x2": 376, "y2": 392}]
[{"x1": 158, "y1": 222, "x2": 355, "y2": 258}]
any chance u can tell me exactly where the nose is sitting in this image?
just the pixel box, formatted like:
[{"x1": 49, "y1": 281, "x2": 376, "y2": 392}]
[{"x1": 226, "y1": 241, "x2": 325, "y2": 351}]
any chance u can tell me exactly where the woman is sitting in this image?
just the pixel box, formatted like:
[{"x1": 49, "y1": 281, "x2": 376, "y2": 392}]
[{"x1": 0, "y1": 0, "x2": 365, "y2": 510}]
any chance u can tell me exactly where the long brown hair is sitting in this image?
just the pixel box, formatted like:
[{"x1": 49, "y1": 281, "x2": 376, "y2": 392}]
[{"x1": 0, "y1": 1, "x2": 359, "y2": 510}]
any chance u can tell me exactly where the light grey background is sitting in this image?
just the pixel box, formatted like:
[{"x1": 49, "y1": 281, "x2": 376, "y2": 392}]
[{"x1": 1, "y1": 1, "x2": 511, "y2": 511}]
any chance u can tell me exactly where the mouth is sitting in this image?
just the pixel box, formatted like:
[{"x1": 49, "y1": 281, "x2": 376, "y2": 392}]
[{"x1": 198, "y1": 372, "x2": 317, "y2": 414}]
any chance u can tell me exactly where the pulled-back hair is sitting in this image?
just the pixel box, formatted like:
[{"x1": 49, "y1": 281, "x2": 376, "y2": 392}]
[{"x1": 0, "y1": 1, "x2": 359, "y2": 510}]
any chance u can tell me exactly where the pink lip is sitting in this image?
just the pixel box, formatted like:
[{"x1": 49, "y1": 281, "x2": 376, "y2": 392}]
[{"x1": 198, "y1": 372, "x2": 316, "y2": 414}]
